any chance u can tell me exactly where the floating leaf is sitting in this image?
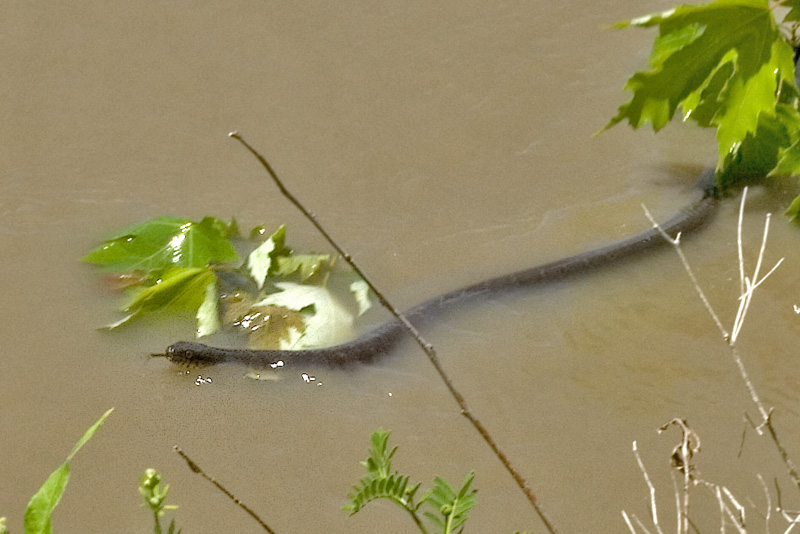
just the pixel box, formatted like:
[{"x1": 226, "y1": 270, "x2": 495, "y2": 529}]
[
  {"x1": 244, "y1": 225, "x2": 290, "y2": 288},
  {"x1": 83, "y1": 216, "x2": 238, "y2": 272},
  {"x1": 109, "y1": 267, "x2": 216, "y2": 330},
  {"x1": 780, "y1": 0, "x2": 800, "y2": 21},
  {"x1": 349, "y1": 279, "x2": 373, "y2": 316},
  {"x1": 86, "y1": 218, "x2": 369, "y2": 347},
  {"x1": 196, "y1": 280, "x2": 220, "y2": 337},
  {"x1": 274, "y1": 253, "x2": 332, "y2": 281}
]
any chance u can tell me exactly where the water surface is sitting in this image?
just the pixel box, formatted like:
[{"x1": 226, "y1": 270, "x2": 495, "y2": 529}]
[{"x1": 3, "y1": 2, "x2": 800, "y2": 533}]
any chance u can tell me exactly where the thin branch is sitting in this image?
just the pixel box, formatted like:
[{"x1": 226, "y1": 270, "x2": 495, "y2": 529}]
[
  {"x1": 173, "y1": 446, "x2": 277, "y2": 534},
  {"x1": 229, "y1": 132, "x2": 557, "y2": 533}
]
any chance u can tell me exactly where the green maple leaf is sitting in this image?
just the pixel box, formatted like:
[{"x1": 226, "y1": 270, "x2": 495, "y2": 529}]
[
  {"x1": 716, "y1": 102, "x2": 800, "y2": 188},
  {"x1": 82, "y1": 216, "x2": 238, "y2": 272},
  {"x1": 108, "y1": 267, "x2": 218, "y2": 336},
  {"x1": 603, "y1": 0, "x2": 798, "y2": 172}
]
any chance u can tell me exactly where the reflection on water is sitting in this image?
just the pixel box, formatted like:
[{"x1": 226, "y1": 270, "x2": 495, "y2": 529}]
[{"x1": 3, "y1": 2, "x2": 800, "y2": 533}]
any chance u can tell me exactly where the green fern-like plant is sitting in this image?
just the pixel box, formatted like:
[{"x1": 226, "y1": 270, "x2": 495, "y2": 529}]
[
  {"x1": 422, "y1": 474, "x2": 477, "y2": 534},
  {"x1": 344, "y1": 428, "x2": 477, "y2": 534}
]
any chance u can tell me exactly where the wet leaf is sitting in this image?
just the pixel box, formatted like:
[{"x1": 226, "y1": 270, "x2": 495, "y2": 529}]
[
  {"x1": 274, "y1": 253, "x2": 332, "y2": 281},
  {"x1": 109, "y1": 267, "x2": 216, "y2": 331},
  {"x1": 196, "y1": 280, "x2": 221, "y2": 337},
  {"x1": 350, "y1": 279, "x2": 372, "y2": 316},
  {"x1": 82, "y1": 216, "x2": 238, "y2": 272},
  {"x1": 780, "y1": 0, "x2": 800, "y2": 21},
  {"x1": 256, "y1": 282, "x2": 357, "y2": 349},
  {"x1": 244, "y1": 225, "x2": 290, "y2": 288}
]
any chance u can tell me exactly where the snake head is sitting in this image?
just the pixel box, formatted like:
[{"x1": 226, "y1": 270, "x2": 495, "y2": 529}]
[{"x1": 158, "y1": 342, "x2": 220, "y2": 367}]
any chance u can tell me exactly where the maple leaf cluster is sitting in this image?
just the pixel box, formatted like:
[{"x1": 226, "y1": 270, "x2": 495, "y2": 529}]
[{"x1": 605, "y1": 0, "x2": 800, "y2": 216}]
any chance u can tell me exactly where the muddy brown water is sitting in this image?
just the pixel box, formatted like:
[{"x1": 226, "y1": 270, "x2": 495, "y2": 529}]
[{"x1": 4, "y1": 2, "x2": 800, "y2": 533}]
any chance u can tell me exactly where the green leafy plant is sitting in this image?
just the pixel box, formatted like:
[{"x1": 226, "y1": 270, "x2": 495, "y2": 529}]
[
  {"x1": 84, "y1": 219, "x2": 371, "y2": 350},
  {"x1": 139, "y1": 469, "x2": 181, "y2": 534},
  {"x1": 603, "y1": 0, "x2": 800, "y2": 218},
  {"x1": 0, "y1": 409, "x2": 112, "y2": 534},
  {"x1": 344, "y1": 429, "x2": 477, "y2": 534}
]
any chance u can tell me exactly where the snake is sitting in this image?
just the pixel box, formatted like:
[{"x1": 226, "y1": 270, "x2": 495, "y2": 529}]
[{"x1": 160, "y1": 171, "x2": 717, "y2": 368}]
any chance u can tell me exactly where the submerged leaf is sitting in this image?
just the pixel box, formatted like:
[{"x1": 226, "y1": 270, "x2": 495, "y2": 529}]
[
  {"x1": 255, "y1": 282, "x2": 357, "y2": 349},
  {"x1": 83, "y1": 216, "x2": 238, "y2": 272},
  {"x1": 229, "y1": 304, "x2": 307, "y2": 349}
]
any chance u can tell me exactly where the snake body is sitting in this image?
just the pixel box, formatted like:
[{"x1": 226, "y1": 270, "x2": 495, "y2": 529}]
[{"x1": 164, "y1": 175, "x2": 717, "y2": 368}]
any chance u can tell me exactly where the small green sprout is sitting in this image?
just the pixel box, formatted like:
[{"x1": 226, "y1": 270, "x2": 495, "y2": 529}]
[{"x1": 138, "y1": 469, "x2": 181, "y2": 534}]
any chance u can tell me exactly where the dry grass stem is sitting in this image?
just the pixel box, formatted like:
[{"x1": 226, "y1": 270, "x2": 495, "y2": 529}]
[
  {"x1": 756, "y1": 474, "x2": 772, "y2": 534},
  {"x1": 641, "y1": 204, "x2": 728, "y2": 337},
  {"x1": 659, "y1": 419, "x2": 699, "y2": 534},
  {"x1": 643, "y1": 190, "x2": 787, "y2": 427},
  {"x1": 631, "y1": 440, "x2": 665, "y2": 534},
  {"x1": 633, "y1": 190, "x2": 800, "y2": 532}
]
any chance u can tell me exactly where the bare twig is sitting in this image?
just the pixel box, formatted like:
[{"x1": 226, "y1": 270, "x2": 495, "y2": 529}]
[
  {"x1": 173, "y1": 446, "x2": 277, "y2": 534},
  {"x1": 228, "y1": 132, "x2": 556, "y2": 533}
]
